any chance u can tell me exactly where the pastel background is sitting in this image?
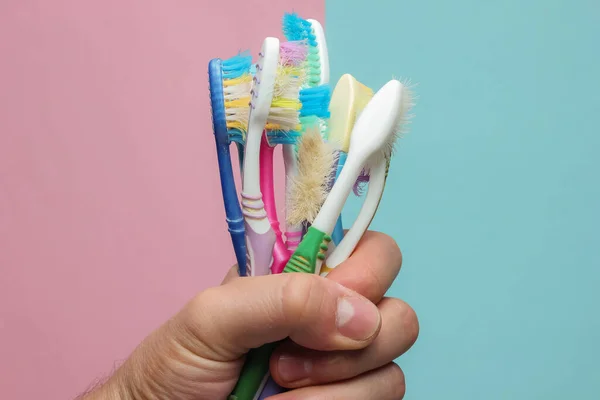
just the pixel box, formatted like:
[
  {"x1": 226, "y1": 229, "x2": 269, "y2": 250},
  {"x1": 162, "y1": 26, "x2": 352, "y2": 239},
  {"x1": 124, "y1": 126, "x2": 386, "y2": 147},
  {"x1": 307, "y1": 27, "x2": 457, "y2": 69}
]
[
  {"x1": 1, "y1": 0, "x2": 599, "y2": 399},
  {"x1": 328, "y1": 0, "x2": 600, "y2": 398},
  {"x1": 0, "y1": 1, "x2": 323, "y2": 399}
]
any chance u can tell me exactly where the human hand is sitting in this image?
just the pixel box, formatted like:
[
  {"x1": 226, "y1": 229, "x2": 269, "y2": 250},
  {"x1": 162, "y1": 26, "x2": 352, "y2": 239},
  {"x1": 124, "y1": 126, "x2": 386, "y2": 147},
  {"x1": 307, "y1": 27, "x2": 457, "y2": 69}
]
[{"x1": 83, "y1": 231, "x2": 418, "y2": 400}]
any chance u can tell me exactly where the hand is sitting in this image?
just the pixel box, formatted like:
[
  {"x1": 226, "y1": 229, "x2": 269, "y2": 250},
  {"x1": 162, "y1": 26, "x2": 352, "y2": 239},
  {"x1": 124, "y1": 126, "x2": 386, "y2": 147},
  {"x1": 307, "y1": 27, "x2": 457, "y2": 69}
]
[{"x1": 83, "y1": 232, "x2": 419, "y2": 400}]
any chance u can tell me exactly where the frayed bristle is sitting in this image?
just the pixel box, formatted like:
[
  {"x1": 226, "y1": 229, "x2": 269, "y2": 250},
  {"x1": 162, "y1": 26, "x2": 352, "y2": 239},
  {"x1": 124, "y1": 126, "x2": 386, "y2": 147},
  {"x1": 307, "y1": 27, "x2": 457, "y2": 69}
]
[
  {"x1": 222, "y1": 52, "x2": 253, "y2": 142},
  {"x1": 282, "y1": 13, "x2": 314, "y2": 44},
  {"x1": 353, "y1": 168, "x2": 371, "y2": 196},
  {"x1": 222, "y1": 51, "x2": 252, "y2": 79},
  {"x1": 287, "y1": 128, "x2": 337, "y2": 225},
  {"x1": 354, "y1": 79, "x2": 415, "y2": 194},
  {"x1": 299, "y1": 84, "x2": 331, "y2": 140},
  {"x1": 265, "y1": 45, "x2": 305, "y2": 134},
  {"x1": 280, "y1": 41, "x2": 308, "y2": 66},
  {"x1": 282, "y1": 12, "x2": 320, "y2": 87},
  {"x1": 299, "y1": 85, "x2": 330, "y2": 118},
  {"x1": 383, "y1": 80, "x2": 416, "y2": 159}
]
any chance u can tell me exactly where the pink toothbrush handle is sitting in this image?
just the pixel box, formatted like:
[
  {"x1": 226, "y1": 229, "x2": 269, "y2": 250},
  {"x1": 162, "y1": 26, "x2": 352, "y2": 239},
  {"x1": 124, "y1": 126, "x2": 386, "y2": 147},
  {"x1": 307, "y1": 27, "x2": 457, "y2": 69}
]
[
  {"x1": 285, "y1": 230, "x2": 302, "y2": 252},
  {"x1": 241, "y1": 191, "x2": 276, "y2": 277},
  {"x1": 260, "y1": 135, "x2": 291, "y2": 274}
]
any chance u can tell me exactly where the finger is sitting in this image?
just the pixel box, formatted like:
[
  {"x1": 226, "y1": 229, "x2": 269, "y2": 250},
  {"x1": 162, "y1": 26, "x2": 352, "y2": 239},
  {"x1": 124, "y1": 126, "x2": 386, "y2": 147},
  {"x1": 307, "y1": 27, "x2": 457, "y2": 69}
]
[
  {"x1": 266, "y1": 363, "x2": 406, "y2": 400},
  {"x1": 176, "y1": 273, "x2": 382, "y2": 361},
  {"x1": 326, "y1": 231, "x2": 402, "y2": 303},
  {"x1": 221, "y1": 265, "x2": 240, "y2": 285},
  {"x1": 271, "y1": 297, "x2": 418, "y2": 387}
]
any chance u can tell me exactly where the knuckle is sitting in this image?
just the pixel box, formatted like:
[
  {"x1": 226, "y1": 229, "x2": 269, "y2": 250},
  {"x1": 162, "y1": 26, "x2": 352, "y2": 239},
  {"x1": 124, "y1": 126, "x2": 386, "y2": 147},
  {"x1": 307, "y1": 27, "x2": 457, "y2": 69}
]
[{"x1": 280, "y1": 274, "x2": 326, "y2": 325}]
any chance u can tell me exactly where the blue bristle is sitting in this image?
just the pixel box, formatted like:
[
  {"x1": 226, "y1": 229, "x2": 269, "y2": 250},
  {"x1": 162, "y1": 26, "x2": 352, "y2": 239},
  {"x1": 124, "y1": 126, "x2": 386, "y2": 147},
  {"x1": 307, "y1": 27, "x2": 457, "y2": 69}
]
[
  {"x1": 282, "y1": 13, "x2": 317, "y2": 48},
  {"x1": 267, "y1": 130, "x2": 302, "y2": 145},
  {"x1": 222, "y1": 51, "x2": 252, "y2": 80},
  {"x1": 299, "y1": 85, "x2": 331, "y2": 118},
  {"x1": 228, "y1": 129, "x2": 245, "y2": 144}
]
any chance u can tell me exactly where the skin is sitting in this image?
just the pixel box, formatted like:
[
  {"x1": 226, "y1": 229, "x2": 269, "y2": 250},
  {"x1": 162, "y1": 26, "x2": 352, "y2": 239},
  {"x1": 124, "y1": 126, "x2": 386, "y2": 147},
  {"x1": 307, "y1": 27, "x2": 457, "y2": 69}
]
[{"x1": 82, "y1": 231, "x2": 419, "y2": 400}]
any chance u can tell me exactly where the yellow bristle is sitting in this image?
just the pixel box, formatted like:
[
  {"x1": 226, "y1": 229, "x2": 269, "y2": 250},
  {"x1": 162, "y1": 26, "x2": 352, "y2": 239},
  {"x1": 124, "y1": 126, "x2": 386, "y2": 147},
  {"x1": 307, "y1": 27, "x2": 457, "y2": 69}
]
[
  {"x1": 266, "y1": 62, "x2": 305, "y2": 132},
  {"x1": 223, "y1": 72, "x2": 252, "y2": 136},
  {"x1": 223, "y1": 74, "x2": 252, "y2": 87},
  {"x1": 287, "y1": 127, "x2": 337, "y2": 225}
]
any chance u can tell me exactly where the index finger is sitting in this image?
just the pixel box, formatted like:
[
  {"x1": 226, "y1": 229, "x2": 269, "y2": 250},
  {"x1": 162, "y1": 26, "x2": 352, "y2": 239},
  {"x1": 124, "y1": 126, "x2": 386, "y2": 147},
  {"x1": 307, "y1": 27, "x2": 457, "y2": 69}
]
[{"x1": 325, "y1": 231, "x2": 402, "y2": 303}]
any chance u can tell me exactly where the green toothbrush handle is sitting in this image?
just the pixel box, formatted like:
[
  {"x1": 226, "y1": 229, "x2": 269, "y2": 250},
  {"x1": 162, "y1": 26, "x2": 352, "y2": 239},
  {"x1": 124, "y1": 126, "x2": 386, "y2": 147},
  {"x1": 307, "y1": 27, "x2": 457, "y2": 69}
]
[
  {"x1": 228, "y1": 342, "x2": 278, "y2": 400},
  {"x1": 284, "y1": 226, "x2": 331, "y2": 274}
]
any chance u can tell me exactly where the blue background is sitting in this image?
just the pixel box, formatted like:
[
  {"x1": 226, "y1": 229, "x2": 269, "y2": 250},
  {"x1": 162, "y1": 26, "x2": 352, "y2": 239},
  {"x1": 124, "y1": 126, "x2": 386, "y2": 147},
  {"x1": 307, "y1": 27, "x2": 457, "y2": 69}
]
[{"x1": 327, "y1": 0, "x2": 600, "y2": 398}]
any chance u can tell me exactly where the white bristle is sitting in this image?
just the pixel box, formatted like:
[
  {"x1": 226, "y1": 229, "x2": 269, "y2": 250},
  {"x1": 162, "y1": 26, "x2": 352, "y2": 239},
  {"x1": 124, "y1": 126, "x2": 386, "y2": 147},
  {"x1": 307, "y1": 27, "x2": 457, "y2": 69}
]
[{"x1": 383, "y1": 79, "x2": 416, "y2": 160}]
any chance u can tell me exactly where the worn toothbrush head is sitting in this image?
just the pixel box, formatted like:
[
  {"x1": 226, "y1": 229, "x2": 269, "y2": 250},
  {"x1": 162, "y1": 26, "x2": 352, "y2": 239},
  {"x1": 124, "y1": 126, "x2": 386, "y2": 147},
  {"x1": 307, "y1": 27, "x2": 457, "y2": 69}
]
[
  {"x1": 382, "y1": 79, "x2": 415, "y2": 161},
  {"x1": 286, "y1": 127, "x2": 337, "y2": 225},
  {"x1": 260, "y1": 40, "x2": 306, "y2": 134},
  {"x1": 354, "y1": 79, "x2": 414, "y2": 195},
  {"x1": 282, "y1": 12, "x2": 328, "y2": 87},
  {"x1": 208, "y1": 52, "x2": 253, "y2": 145},
  {"x1": 347, "y1": 80, "x2": 412, "y2": 168}
]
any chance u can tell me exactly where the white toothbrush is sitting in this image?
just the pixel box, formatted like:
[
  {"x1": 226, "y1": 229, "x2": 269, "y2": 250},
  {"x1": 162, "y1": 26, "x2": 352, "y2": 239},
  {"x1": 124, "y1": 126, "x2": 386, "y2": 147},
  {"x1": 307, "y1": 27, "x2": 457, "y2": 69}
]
[{"x1": 240, "y1": 37, "x2": 280, "y2": 277}]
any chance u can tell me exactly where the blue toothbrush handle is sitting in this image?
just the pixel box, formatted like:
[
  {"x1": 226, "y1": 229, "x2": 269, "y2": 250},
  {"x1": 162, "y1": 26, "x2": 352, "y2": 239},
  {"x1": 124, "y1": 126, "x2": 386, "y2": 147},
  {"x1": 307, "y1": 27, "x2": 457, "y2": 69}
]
[
  {"x1": 215, "y1": 140, "x2": 248, "y2": 276},
  {"x1": 331, "y1": 151, "x2": 348, "y2": 245}
]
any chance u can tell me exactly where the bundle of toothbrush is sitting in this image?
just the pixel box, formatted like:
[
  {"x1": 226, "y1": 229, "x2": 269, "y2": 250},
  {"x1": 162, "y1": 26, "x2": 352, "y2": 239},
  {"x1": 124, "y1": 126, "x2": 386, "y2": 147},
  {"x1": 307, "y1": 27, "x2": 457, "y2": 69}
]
[{"x1": 208, "y1": 12, "x2": 414, "y2": 400}]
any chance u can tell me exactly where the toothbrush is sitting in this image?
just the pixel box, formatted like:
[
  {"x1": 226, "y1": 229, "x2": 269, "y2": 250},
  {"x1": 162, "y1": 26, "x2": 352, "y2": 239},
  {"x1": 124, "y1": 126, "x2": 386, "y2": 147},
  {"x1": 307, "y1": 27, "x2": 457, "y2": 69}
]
[
  {"x1": 258, "y1": 41, "x2": 306, "y2": 275},
  {"x1": 285, "y1": 79, "x2": 411, "y2": 276},
  {"x1": 208, "y1": 53, "x2": 253, "y2": 276},
  {"x1": 327, "y1": 74, "x2": 374, "y2": 247},
  {"x1": 240, "y1": 37, "x2": 305, "y2": 278},
  {"x1": 282, "y1": 13, "x2": 330, "y2": 253},
  {"x1": 322, "y1": 79, "x2": 413, "y2": 273},
  {"x1": 229, "y1": 37, "x2": 304, "y2": 400}
]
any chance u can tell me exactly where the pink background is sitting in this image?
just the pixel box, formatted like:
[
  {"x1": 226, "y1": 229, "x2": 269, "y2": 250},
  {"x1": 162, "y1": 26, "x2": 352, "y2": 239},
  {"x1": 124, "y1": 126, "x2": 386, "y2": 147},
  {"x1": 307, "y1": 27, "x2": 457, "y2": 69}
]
[{"x1": 0, "y1": 1, "x2": 324, "y2": 398}]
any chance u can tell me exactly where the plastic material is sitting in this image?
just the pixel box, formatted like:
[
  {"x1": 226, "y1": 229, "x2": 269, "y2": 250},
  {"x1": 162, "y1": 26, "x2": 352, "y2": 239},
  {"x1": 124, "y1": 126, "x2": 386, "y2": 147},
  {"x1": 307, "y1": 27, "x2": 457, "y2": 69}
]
[{"x1": 208, "y1": 58, "x2": 247, "y2": 275}]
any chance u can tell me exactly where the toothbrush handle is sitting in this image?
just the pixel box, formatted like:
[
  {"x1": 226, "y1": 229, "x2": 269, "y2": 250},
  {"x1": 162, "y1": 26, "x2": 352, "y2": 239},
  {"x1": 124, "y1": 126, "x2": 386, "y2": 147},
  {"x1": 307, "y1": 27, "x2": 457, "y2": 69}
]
[
  {"x1": 229, "y1": 228, "x2": 331, "y2": 399},
  {"x1": 256, "y1": 376, "x2": 286, "y2": 399},
  {"x1": 259, "y1": 136, "x2": 291, "y2": 274},
  {"x1": 215, "y1": 141, "x2": 248, "y2": 276},
  {"x1": 228, "y1": 342, "x2": 278, "y2": 400},
  {"x1": 321, "y1": 158, "x2": 390, "y2": 276},
  {"x1": 241, "y1": 192, "x2": 276, "y2": 277},
  {"x1": 284, "y1": 226, "x2": 330, "y2": 275},
  {"x1": 331, "y1": 151, "x2": 347, "y2": 245},
  {"x1": 285, "y1": 230, "x2": 302, "y2": 252}
]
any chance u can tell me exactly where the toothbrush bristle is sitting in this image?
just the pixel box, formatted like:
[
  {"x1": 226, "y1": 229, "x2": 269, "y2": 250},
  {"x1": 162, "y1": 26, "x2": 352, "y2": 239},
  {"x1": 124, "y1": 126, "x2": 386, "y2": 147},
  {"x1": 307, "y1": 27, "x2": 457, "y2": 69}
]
[
  {"x1": 384, "y1": 82, "x2": 415, "y2": 159},
  {"x1": 264, "y1": 41, "x2": 306, "y2": 138},
  {"x1": 299, "y1": 85, "x2": 331, "y2": 119},
  {"x1": 287, "y1": 127, "x2": 337, "y2": 225},
  {"x1": 353, "y1": 169, "x2": 371, "y2": 196},
  {"x1": 222, "y1": 52, "x2": 253, "y2": 143},
  {"x1": 282, "y1": 12, "x2": 320, "y2": 87},
  {"x1": 360, "y1": 80, "x2": 415, "y2": 180},
  {"x1": 299, "y1": 84, "x2": 331, "y2": 139},
  {"x1": 280, "y1": 41, "x2": 308, "y2": 66}
]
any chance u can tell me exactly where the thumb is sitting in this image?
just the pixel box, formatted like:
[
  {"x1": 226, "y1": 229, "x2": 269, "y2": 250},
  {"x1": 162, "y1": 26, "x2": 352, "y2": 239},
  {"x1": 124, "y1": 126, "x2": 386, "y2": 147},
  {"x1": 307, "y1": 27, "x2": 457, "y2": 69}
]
[{"x1": 176, "y1": 272, "x2": 382, "y2": 361}]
